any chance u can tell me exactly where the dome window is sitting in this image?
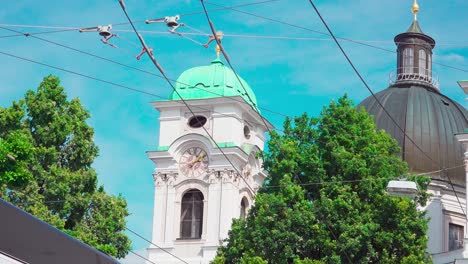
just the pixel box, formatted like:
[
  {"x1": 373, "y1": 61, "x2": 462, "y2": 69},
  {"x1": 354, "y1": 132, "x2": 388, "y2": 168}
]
[
  {"x1": 403, "y1": 48, "x2": 414, "y2": 73},
  {"x1": 188, "y1": 115, "x2": 207, "y2": 128},
  {"x1": 419, "y1": 49, "x2": 427, "y2": 76}
]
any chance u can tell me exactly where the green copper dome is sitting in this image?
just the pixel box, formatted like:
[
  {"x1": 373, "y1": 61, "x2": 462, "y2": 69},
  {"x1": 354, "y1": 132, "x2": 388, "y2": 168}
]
[{"x1": 169, "y1": 58, "x2": 259, "y2": 111}]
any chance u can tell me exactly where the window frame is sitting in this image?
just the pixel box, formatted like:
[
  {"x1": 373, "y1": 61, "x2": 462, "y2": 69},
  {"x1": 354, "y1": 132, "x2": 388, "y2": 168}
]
[
  {"x1": 403, "y1": 47, "x2": 414, "y2": 74},
  {"x1": 419, "y1": 49, "x2": 427, "y2": 76},
  {"x1": 449, "y1": 223, "x2": 464, "y2": 251},
  {"x1": 179, "y1": 189, "x2": 204, "y2": 239}
]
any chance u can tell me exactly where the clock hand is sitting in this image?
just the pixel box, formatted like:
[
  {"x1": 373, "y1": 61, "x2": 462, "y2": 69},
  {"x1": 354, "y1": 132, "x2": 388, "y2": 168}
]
[{"x1": 191, "y1": 153, "x2": 206, "y2": 165}]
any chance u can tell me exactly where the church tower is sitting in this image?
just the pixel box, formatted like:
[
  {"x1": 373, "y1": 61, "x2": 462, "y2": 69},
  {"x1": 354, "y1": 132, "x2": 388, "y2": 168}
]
[{"x1": 146, "y1": 56, "x2": 272, "y2": 263}]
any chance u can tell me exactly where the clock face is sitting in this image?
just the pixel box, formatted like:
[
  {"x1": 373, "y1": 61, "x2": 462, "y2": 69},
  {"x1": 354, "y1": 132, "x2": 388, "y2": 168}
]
[{"x1": 179, "y1": 147, "x2": 209, "y2": 177}]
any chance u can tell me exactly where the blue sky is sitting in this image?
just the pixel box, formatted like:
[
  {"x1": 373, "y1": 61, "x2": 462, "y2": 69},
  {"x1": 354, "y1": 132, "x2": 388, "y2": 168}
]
[{"x1": 1, "y1": 0, "x2": 468, "y2": 254}]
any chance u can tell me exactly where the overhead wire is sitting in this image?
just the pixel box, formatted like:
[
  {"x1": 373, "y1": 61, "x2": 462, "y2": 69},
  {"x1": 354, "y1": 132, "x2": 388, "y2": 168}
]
[
  {"x1": 199, "y1": 0, "x2": 273, "y2": 134},
  {"x1": 202, "y1": 1, "x2": 468, "y2": 75},
  {"x1": 126, "y1": 227, "x2": 189, "y2": 264},
  {"x1": 0, "y1": 30, "x2": 426, "y2": 167},
  {"x1": 0, "y1": 28, "x2": 77, "y2": 39},
  {"x1": 1, "y1": 0, "x2": 464, "y2": 248},
  {"x1": 4, "y1": 185, "x2": 164, "y2": 264},
  {"x1": 2, "y1": 3, "x2": 460, "y2": 263},
  {"x1": 2, "y1": 15, "x2": 464, "y2": 174},
  {"x1": 0, "y1": 26, "x2": 288, "y2": 129},
  {"x1": 113, "y1": 0, "x2": 282, "y2": 26},
  {"x1": 199, "y1": 2, "x2": 352, "y2": 263},
  {"x1": 1, "y1": 41, "x2": 461, "y2": 261},
  {"x1": 0, "y1": 25, "x2": 460, "y2": 183},
  {"x1": 1, "y1": 26, "x2": 290, "y2": 117},
  {"x1": 128, "y1": 250, "x2": 156, "y2": 264},
  {"x1": 1, "y1": 7, "x2": 457, "y2": 184},
  {"x1": 6, "y1": 23, "x2": 468, "y2": 48},
  {"x1": 117, "y1": 0, "x2": 257, "y2": 197},
  {"x1": 304, "y1": 0, "x2": 466, "y2": 218}
]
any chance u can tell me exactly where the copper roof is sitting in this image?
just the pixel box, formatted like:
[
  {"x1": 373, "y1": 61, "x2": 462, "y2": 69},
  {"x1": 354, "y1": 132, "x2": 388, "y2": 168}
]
[{"x1": 359, "y1": 85, "x2": 468, "y2": 184}]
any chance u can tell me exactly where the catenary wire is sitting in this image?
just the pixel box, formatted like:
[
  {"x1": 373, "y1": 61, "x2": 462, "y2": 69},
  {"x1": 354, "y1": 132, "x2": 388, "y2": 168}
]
[
  {"x1": 128, "y1": 250, "x2": 157, "y2": 264},
  {"x1": 0, "y1": 26, "x2": 290, "y2": 119},
  {"x1": 0, "y1": 26, "x2": 464, "y2": 166},
  {"x1": 0, "y1": 38, "x2": 429, "y2": 168},
  {"x1": 2, "y1": 0, "x2": 464, "y2": 221},
  {"x1": 6, "y1": 23, "x2": 468, "y2": 47},
  {"x1": 6, "y1": 23, "x2": 468, "y2": 48},
  {"x1": 304, "y1": 0, "x2": 466, "y2": 218},
  {"x1": 14, "y1": 165, "x2": 466, "y2": 208},
  {"x1": 200, "y1": 2, "x2": 353, "y2": 263},
  {"x1": 0, "y1": 28, "x2": 77, "y2": 38},
  {"x1": 199, "y1": 0, "x2": 273, "y2": 135},
  {"x1": 111, "y1": 0, "x2": 282, "y2": 26},
  {"x1": 0, "y1": 26, "x2": 289, "y2": 129},
  {"x1": 2, "y1": 19, "x2": 459, "y2": 181},
  {"x1": 126, "y1": 227, "x2": 188, "y2": 264},
  {"x1": 4, "y1": 187, "x2": 164, "y2": 264},
  {"x1": 0, "y1": 26, "x2": 388, "y2": 146},
  {"x1": 117, "y1": 0, "x2": 257, "y2": 197},
  {"x1": 0, "y1": 46, "x2": 283, "y2": 136},
  {"x1": 203, "y1": 1, "x2": 468, "y2": 75}
]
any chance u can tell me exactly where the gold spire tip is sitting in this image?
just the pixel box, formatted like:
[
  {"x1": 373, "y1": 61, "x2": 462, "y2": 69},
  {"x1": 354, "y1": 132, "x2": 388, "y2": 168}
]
[{"x1": 412, "y1": 0, "x2": 419, "y2": 21}]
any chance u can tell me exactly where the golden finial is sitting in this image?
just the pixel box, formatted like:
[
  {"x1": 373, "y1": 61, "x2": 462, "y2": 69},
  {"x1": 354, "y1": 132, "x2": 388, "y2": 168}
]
[
  {"x1": 215, "y1": 31, "x2": 224, "y2": 58},
  {"x1": 412, "y1": 0, "x2": 420, "y2": 21}
]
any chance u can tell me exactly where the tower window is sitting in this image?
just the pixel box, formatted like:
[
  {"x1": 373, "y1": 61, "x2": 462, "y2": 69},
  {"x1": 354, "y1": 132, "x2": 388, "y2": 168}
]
[
  {"x1": 188, "y1": 115, "x2": 207, "y2": 128},
  {"x1": 419, "y1": 49, "x2": 427, "y2": 76},
  {"x1": 244, "y1": 125, "x2": 251, "y2": 139},
  {"x1": 240, "y1": 197, "x2": 249, "y2": 220},
  {"x1": 403, "y1": 47, "x2": 414, "y2": 73},
  {"x1": 449, "y1": 223, "x2": 464, "y2": 251},
  {"x1": 180, "y1": 189, "x2": 204, "y2": 239}
]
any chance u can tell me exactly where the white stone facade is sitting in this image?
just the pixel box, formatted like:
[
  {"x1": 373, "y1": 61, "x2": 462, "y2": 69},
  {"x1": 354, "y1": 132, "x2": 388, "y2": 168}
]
[{"x1": 146, "y1": 96, "x2": 271, "y2": 264}]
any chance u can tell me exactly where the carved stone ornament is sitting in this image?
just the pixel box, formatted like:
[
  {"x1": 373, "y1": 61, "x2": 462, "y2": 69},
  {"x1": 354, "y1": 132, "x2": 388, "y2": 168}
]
[
  {"x1": 242, "y1": 164, "x2": 252, "y2": 178},
  {"x1": 207, "y1": 169, "x2": 218, "y2": 183},
  {"x1": 221, "y1": 169, "x2": 232, "y2": 183},
  {"x1": 153, "y1": 172, "x2": 166, "y2": 187},
  {"x1": 167, "y1": 172, "x2": 178, "y2": 186}
]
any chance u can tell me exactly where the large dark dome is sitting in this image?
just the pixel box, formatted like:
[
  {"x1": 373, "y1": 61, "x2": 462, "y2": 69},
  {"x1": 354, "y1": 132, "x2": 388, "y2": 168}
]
[{"x1": 359, "y1": 85, "x2": 468, "y2": 184}]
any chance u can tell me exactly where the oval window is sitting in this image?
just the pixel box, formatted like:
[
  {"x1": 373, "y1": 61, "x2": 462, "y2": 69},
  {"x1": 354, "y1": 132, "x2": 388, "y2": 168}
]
[
  {"x1": 188, "y1": 115, "x2": 207, "y2": 128},
  {"x1": 244, "y1": 126, "x2": 251, "y2": 139}
]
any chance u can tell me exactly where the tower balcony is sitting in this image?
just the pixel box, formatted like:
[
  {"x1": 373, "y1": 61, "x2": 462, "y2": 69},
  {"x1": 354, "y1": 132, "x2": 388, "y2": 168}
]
[{"x1": 390, "y1": 68, "x2": 439, "y2": 90}]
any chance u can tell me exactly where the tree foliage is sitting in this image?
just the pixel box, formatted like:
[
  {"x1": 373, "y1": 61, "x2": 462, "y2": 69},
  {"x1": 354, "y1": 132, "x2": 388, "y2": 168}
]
[
  {"x1": 215, "y1": 95, "x2": 430, "y2": 263},
  {"x1": 0, "y1": 75, "x2": 130, "y2": 258}
]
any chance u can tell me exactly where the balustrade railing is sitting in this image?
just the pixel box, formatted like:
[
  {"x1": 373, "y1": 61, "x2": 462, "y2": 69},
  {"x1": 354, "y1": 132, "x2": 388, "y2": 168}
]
[{"x1": 389, "y1": 67, "x2": 439, "y2": 89}]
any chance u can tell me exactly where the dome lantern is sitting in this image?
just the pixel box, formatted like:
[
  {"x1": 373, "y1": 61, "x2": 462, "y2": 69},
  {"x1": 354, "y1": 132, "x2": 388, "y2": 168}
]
[{"x1": 391, "y1": 0, "x2": 438, "y2": 90}]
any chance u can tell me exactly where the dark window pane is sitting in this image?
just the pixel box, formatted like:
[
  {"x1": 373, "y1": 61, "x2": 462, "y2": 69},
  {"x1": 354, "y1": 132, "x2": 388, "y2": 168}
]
[
  {"x1": 180, "y1": 189, "x2": 204, "y2": 239},
  {"x1": 449, "y1": 223, "x2": 464, "y2": 251},
  {"x1": 240, "y1": 199, "x2": 247, "y2": 219},
  {"x1": 180, "y1": 221, "x2": 192, "y2": 238},
  {"x1": 188, "y1": 116, "x2": 207, "y2": 128}
]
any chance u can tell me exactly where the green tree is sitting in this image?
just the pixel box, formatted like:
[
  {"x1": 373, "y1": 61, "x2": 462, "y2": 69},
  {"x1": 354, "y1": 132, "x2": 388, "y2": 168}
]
[
  {"x1": 0, "y1": 75, "x2": 130, "y2": 258},
  {"x1": 215, "y1": 95, "x2": 430, "y2": 263}
]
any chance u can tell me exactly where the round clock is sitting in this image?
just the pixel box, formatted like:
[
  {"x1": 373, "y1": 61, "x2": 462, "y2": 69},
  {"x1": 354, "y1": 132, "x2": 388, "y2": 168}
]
[{"x1": 179, "y1": 147, "x2": 209, "y2": 177}]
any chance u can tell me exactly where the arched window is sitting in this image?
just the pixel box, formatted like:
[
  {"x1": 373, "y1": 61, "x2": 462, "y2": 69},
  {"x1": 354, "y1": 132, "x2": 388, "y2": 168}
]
[
  {"x1": 403, "y1": 47, "x2": 414, "y2": 73},
  {"x1": 180, "y1": 189, "x2": 203, "y2": 239},
  {"x1": 240, "y1": 197, "x2": 249, "y2": 220},
  {"x1": 419, "y1": 49, "x2": 427, "y2": 76}
]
